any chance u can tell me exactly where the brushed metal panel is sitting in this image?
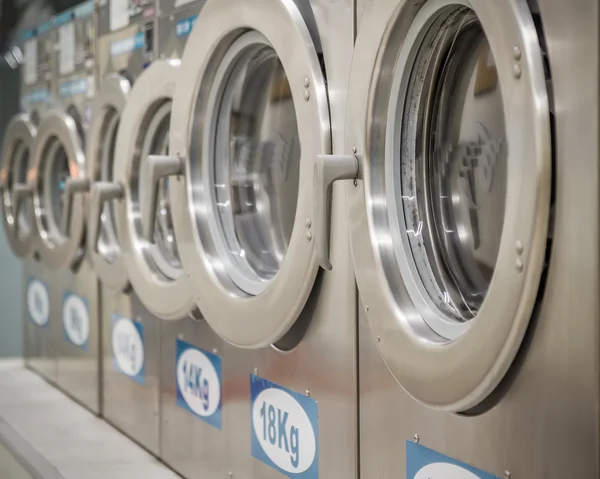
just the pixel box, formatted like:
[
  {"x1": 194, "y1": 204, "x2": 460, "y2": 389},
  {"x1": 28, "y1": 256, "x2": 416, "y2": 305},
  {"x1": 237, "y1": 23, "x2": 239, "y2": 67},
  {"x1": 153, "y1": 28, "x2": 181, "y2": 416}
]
[
  {"x1": 96, "y1": 21, "x2": 156, "y2": 84},
  {"x1": 101, "y1": 289, "x2": 161, "y2": 456},
  {"x1": 23, "y1": 258, "x2": 57, "y2": 384},
  {"x1": 53, "y1": 260, "x2": 101, "y2": 415},
  {"x1": 97, "y1": 0, "x2": 157, "y2": 37},
  {"x1": 157, "y1": 0, "x2": 206, "y2": 22},
  {"x1": 157, "y1": 3, "x2": 205, "y2": 60},
  {"x1": 358, "y1": 0, "x2": 600, "y2": 477}
]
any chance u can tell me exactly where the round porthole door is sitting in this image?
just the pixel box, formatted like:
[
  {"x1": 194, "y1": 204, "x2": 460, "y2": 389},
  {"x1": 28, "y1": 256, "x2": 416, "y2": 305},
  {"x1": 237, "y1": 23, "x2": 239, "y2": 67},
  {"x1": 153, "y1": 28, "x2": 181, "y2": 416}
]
[
  {"x1": 0, "y1": 114, "x2": 37, "y2": 258},
  {"x1": 113, "y1": 59, "x2": 197, "y2": 320},
  {"x1": 318, "y1": 0, "x2": 552, "y2": 411},
  {"x1": 85, "y1": 74, "x2": 131, "y2": 292},
  {"x1": 31, "y1": 108, "x2": 88, "y2": 270},
  {"x1": 168, "y1": 0, "x2": 331, "y2": 348}
]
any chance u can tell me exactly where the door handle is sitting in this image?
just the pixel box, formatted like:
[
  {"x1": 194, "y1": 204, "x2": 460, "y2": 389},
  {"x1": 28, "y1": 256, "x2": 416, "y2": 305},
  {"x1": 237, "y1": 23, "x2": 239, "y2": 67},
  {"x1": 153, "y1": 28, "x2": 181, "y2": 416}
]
[
  {"x1": 142, "y1": 155, "x2": 182, "y2": 242},
  {"x1": 313, "y1": 154, "x2": 359, "y2": 270},
  {"x1": 89, "y1": 182, "x2": 124, "y2": 253},
  {"x1": 61, "y1": 178, "x2": 90, "y2": 235}
]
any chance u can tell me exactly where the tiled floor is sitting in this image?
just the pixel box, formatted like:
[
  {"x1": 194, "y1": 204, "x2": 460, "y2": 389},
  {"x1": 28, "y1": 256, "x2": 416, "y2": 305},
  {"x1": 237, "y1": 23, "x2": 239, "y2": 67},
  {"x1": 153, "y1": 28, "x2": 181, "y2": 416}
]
[{"x1": 0, "y1": 359, "x2": 179, "y2": 479}]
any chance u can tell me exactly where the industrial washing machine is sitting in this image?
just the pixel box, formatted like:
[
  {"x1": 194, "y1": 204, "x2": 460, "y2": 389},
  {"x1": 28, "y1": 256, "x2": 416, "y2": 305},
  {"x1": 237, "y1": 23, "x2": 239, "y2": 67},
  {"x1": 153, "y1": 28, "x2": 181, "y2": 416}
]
[
  {"x1": 317, "y1": 0, "x2": 599, "y2": 477},
  {"x1": 83, "y1": 0, "x2": 162, "y2": 455},
  {"x1": 1, "y1": 18, "x2": 57, "y2": 384},
  {"x1": 96, "y1": 0, "x2": 209, "y2": 456},
  {"x1": 29, "y1": 1, "x2": 100, "y2": 413},
  {"x1": 152, "y1": 0, "x2": 357, "y2": 477}
]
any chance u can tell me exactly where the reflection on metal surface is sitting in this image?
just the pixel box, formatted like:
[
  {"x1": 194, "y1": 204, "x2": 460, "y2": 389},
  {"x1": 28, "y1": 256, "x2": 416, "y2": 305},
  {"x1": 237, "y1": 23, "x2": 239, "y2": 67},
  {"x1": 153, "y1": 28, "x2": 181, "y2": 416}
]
[
  {"x1": 97, "y1": 107, "x2": 121, "y2": 264},
  {"x1": 210, "y1": 36, "x2": 302, "y2": 291},
  {"x1": 398, "y1": 8, "x2": 508, "y2": 324}
]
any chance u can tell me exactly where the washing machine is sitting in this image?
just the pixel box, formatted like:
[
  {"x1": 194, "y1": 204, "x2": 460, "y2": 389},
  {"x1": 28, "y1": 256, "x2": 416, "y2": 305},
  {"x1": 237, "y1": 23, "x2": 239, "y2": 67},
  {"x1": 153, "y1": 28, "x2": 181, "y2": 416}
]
[
  {"x1": 316, "y1": 0, "x2": 599, "y2": 477},
  {"x1": 1, "y1": 18, "x2": 58, "y2": 385},
  {"x1": 29, "y1": 1, "x2": 100, "y2": 413},
  {"x1": 152, "y1": 0, "x2": 357, "y2": 477},
  {"x1": 84, "y1": 0, "x2": 162, "y2": 455}
]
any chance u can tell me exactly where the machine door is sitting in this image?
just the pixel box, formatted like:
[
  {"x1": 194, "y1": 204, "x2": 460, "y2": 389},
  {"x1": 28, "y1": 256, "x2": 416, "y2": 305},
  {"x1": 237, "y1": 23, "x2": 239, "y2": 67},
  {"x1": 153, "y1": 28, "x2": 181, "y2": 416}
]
[
  {"x1": 317, "y1": 0, "x2": 553, "y2": 412},
  {"x1": 0, "y1": 115, "x2": 37, "y2": 258},
  {"x1": 86, "y1": 74, "x2": 131, "y2": 292},
  {"x1": 113, "y1": 59, "x2": 197, "y2": 320},
  {"x1": 167, "y1": 0, "x2": 331, "y2": 348},
  {"x1": 31, "y1": 108, "x2": 87, "y2": 270}
]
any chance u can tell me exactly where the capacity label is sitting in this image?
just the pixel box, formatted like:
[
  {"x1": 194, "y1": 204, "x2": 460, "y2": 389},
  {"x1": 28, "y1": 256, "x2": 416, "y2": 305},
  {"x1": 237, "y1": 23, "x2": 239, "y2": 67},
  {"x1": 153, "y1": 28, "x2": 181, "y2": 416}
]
[
  {"x1": 62, "y1": 293, "x2": 90, "y2": 349},
  {"x1": 175, "y1": 15, "x2": 198, "y2": 37},
  {"x1": 110, "y1": 32, "x2": 144, "y2": 56},
  {"x1": 27, "y1": 278, "x2": 49, "y2": 327},
  {"x1": 112, "y1": 315, "x2": 144, "y2": 384},
  {"x1": 175, "y1": 339, "x2": 222, "y2": 429},
  {"x1": 250, "y1": 375, "x2": 318, "y2": 478},
  {"x1": 407, "y1": 441, "x2": 501, "y2": 479}
]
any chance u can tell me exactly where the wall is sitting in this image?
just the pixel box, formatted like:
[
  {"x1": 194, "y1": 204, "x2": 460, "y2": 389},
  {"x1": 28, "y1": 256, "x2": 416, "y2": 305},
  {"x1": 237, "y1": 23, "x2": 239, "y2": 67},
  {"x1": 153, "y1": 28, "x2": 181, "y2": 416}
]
[
  {"x1": 0, "y1": 0, "x2": 53, "y2": 357},
  {"x1": 0, "y1": 60, "x2": 22, "y2": 357}
]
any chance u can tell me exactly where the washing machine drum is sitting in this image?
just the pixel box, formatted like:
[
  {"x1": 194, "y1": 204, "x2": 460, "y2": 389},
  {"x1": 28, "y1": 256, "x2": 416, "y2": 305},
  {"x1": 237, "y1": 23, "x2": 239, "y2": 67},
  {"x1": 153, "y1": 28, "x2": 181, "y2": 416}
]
[
  {"x1": 30, "y1": 109, "x2": 87, "y2": 270},
  {"x1": 333, "y1": 0, "x2": 553, "y2": 412},
  {"x1": 166, "y1": 0, "x2": 332, "y2": 348},
  {"x1": 0, "y1": 114, "x2": 37, "y2": 258}
]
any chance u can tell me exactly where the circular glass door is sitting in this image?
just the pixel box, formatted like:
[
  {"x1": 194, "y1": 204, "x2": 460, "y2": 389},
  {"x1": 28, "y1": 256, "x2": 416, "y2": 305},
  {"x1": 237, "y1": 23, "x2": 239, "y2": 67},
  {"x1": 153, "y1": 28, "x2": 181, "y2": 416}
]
[
  {"x1": 0, "y1": 114, "x2": 37, "y2": 257},
  {"x1": 86, "y1": 74, "x2": 130, "y2": 292},
  {"x1": 31, "y1": 109, "x2": 87, "y2": 270},
  {"x1": 343, "y1": 0, "x2": 552, "y2": 411},
  {"x1": 114, "y1": 59, "x2": 196, "y2": 320},
  {"x1": 207, "y1": 31, "x2": 301, "y2": 296},
  {"x1": 169, "y1": 0, "x2": 331, "y2": 347}
]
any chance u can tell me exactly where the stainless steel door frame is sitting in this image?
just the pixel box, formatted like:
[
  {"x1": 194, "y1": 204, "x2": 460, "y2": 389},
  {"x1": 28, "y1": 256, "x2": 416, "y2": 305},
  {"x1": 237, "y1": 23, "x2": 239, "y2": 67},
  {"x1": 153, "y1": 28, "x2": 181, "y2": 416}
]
[{"x1": 354, "y1": 0, "x2": 600, "y2": 477}]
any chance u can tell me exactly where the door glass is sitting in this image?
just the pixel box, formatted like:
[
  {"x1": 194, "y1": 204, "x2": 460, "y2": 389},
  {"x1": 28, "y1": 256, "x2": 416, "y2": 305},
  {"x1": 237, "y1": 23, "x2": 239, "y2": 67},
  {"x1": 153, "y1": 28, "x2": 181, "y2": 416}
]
[
  {"x1": 42, "y1": 138, "x2": 70, "y2": 239},
  {"x1": 8, "y1": 141, "x2": 32, "y2": 237},
  {"x1": 98, "y1": 108, "x2": 120, "y2": 262},
  {"x1": 397, "y1": 7, "x2": 507, "y2": 323},
  {"x1": 212, "y1": 41, "x2": 301, "y2": 292},
  {"x1": 135, "y1": 101, "x2": 182, "y2": 277}
]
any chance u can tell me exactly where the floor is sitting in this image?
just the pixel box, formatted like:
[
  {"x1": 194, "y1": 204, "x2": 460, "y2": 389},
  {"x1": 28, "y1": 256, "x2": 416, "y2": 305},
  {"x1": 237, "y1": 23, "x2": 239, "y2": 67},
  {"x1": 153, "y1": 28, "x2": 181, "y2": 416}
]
[{"x1": 0, "y1": 359, "x2": 180, "y2": 479}]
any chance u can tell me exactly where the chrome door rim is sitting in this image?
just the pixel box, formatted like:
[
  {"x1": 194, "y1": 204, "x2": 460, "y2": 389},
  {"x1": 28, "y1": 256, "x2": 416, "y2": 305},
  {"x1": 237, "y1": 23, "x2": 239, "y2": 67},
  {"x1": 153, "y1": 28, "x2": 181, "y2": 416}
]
[
  {"x1": 0, "y1": 114, "x2": 37, "y2": 258},
  {"x1": 86, "y1": 74, "x2": 130, "y2": 292},
  {"x1": 32, "y1": 109, "x2": 87, "y2": 270},
  {"x1": 114, "y1": 59, "x2": 198, "y2": 320},
  {"x1": 169, "y1": 0, "x2": 331, "y2": 348},
  {"x1": 347, "y1": 0, "x2": 551, "y2": 411}
]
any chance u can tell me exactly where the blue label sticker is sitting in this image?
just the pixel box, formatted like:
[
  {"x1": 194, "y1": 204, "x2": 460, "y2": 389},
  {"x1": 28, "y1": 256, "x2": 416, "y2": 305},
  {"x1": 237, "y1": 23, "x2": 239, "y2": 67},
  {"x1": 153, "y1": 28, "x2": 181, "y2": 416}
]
[
  {"x1": 20, "y1": 29, "x2": 36, "y2": 41},
  {"x1": 175, "y1": 15, "x2": 198, "y2": 37},
  {"x1": 59, "y1": 78, "x2": 88, "y2": 97},
  {"x1": 62, "y1": 293, "x2": 90, "y2": 350},
  {"x1": 54, "y1": 10, "x2": 74, "y2": 27},
  {"x1": 27, "y1": 278, "x2": 49, "y2": 328},
  {"x1": 175, "y1": 339, "x2": 222, "y2": 429},
  {"x1": 110, "y1": 32, "x2": 144, "y2": 57},
  {"x1": 37, "y1": 21, "x2": 53, "y2": 35},
  {"x1": 407, "y1": 441, "x2": 501, "y2": 479},
  {"x1": 112, "y1": 315, "x2": 145, "y2": 384},
  {"x1": 21, "y1": 88, "x2": 50, "y2": 110},
  {"x1": 250, "y1": 375, "x2": 319, "y2": 478},
  {"x1": 83, "y1": 105, "x2": 93, "y2": 129}
]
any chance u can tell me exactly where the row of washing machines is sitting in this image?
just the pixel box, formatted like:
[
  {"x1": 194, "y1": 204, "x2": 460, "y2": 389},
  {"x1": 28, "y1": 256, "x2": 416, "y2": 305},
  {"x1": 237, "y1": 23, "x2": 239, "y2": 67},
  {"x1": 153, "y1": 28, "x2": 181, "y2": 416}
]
[{"x1": 0, "y1": 0, "x2": 597, "y2": 478}]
